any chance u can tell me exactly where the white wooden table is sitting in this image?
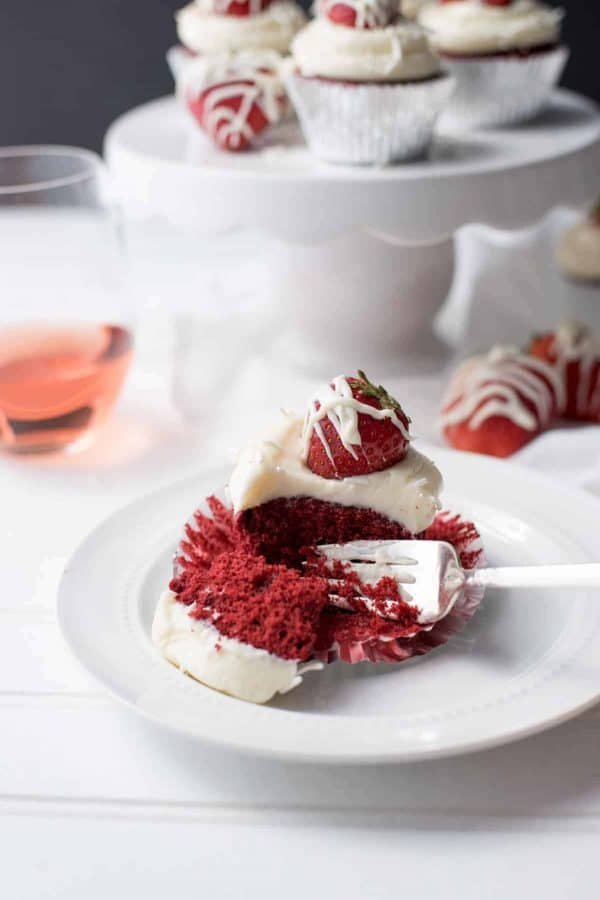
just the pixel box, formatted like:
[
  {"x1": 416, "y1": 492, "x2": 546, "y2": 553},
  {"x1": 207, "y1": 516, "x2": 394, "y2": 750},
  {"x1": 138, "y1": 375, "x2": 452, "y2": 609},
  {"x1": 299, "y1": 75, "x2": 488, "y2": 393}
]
[{"x1": 2, "y1": 228, "x2": 600, "y2": 899}]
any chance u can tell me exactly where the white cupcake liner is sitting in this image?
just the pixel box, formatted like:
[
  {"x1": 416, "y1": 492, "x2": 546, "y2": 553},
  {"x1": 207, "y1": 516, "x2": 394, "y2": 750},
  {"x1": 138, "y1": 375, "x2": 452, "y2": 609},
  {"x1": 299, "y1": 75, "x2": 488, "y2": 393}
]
[
  {"x1": 285, "y1": 73, "x2": 455, "y2": 166},
  {"x1": 440, "y1": 45, "x2": 569, "y2": 130}
]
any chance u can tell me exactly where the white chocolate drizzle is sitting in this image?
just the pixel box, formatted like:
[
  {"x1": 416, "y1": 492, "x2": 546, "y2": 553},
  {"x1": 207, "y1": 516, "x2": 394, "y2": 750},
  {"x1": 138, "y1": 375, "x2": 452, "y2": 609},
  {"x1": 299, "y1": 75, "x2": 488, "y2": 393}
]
[
  {"x1": 441, "y1": 348, "x2": 564, "y2": 432},
  {"x1": 301, "y1": 376, "x2": 411, "y2": 465},
  {"x1": 319, "y1": 0, "x2": 397, "y2": 30},
  {"x1": 176, "y1": 50, "x2": 287, "y2": 147},
  {"x1": 552, "y1": 322, "x2": 600, "y2": 418}
]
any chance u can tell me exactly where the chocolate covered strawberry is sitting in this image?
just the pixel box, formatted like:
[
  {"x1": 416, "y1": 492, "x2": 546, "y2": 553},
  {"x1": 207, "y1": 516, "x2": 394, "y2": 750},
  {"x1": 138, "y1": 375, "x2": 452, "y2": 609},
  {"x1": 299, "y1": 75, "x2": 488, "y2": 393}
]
[
  {"x1": 181, "y1": 52, "x2": 287, "y2": 152},
  {"x1": 441, "y1": 347, "x2": 563, "y2": 458},
  {"x1": 303, "y1": 371, "x2": 411, "y2": 479},
  {"x1": 321, "y1": 0, "x2": 395, "y2": 29},
  {"x1": 189, "y1": 78, "x2": 285, "y2": 151},
  {"x1": 528, "y1": 323, "x2": 600, "y2": 424},
  {"x1": 213, "y1": 0, "x2": 273, "y2": 15}
]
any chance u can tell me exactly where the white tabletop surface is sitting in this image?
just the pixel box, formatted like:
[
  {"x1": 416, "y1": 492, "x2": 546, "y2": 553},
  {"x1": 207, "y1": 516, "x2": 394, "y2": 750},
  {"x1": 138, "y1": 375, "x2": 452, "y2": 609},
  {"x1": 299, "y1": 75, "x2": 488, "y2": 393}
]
[{"x1": 3, "y1": 212, "x2": 600, "y2": 899}]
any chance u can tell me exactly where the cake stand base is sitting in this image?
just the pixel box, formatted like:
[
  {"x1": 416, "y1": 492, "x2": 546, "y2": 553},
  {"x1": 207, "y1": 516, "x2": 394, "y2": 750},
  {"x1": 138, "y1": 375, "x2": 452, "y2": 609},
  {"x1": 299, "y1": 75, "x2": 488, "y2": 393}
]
[
  {"x1": 267, "y1": 231, "x2": 455, "y2": 373},
  {"x1": 106, "y1": 90, "x2": 600, "y2": 369}
]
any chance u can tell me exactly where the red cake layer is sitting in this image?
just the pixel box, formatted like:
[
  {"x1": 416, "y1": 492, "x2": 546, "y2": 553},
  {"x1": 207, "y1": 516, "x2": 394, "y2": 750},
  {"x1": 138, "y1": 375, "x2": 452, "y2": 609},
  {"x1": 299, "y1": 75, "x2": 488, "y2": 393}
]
[
  {"x1": 239, "y1": 497, "x2": 412, "y2": 567},
  {"x1": 173, "y1": 496, "x2": 484, "y2": 666},
  {"x1": 171, "y1": 548, "x2": 328, "y2": 661}
]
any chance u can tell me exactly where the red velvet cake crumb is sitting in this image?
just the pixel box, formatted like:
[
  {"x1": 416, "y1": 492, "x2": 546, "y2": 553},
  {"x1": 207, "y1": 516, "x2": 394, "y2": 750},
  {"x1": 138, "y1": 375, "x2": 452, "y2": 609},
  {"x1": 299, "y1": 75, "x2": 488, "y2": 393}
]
[
  {"x1": 172, "y1": 496, "x2": 484, "y2": 667},
  {"x1": 308, "y1": 554, "x2": 422, "y2": 623},
  {"x1": 171, "y1": 549, "x2": 329, "y2": 661},
  {"x1": 239, "y1": 497, "x2": 412, "y2": 567}
]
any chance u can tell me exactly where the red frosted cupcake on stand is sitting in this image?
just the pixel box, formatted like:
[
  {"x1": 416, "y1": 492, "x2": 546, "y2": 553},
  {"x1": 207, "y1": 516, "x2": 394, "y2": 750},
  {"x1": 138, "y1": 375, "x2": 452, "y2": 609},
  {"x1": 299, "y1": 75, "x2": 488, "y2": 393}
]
[
  {"x1": 418, "y1": 0, "x2": 568, "y2": 127},
  {"x1": 169, "y1": 0, "x2": 307, "y2": 150},
  {"x1": 286, "y1": 0, "x2": 454, "y2": 165}
]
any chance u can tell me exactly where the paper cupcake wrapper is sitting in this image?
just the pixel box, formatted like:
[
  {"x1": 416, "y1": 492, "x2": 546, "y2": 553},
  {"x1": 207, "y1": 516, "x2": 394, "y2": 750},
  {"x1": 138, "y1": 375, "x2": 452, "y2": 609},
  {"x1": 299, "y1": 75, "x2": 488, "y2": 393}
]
[
  {"x1": 440, "y1": 45, "x2": 569, "y2": 129},
  {"x1": 173, "y1": 500, "x2": 485, "y2": 669},
  {"x1": 286, "y1": 73, "x2": 455, "y2": 165},
  {"x1": 313, "y1": 511, "x2": 486, "y2": 665}
]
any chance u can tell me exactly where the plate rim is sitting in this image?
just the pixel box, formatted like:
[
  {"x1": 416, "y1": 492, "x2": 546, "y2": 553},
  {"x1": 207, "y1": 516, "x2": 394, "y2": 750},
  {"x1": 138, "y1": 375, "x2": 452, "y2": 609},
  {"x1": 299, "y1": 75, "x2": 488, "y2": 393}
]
[{"x1": 57, "y1": 447, "x2": 600, "y2": 764}]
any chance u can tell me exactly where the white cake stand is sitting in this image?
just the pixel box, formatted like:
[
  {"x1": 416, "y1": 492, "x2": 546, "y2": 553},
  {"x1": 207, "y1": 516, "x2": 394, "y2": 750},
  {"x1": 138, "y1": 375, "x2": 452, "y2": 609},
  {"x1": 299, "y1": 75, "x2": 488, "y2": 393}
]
[{"x1": 106, "y1": 89, "x2": 600, "y2": 370}]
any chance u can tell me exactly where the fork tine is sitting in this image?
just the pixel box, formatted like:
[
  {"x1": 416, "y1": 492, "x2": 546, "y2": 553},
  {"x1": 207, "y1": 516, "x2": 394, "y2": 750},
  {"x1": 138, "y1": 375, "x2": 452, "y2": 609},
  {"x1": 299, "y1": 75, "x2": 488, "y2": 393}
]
[
  {"x1": 318, "y1": 541, "x2": 422, "y2": 565},
  {"x1": 329, "y1": 563, "x2": 417, "y2": 585},
  {"x1": 317, "y1": 540, "x2": 465, "y2": 625}
]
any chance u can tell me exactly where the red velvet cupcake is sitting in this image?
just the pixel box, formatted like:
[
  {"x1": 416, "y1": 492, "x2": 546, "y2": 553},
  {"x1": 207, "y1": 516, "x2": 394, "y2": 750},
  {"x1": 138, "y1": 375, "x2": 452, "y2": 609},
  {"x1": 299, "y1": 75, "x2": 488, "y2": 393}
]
[
  {"x1": 154, "y1": 371, "x2": 485, "y2": 703},
  {"x1": 418, "y1": 0, "x2": 568, "y2": 128}
]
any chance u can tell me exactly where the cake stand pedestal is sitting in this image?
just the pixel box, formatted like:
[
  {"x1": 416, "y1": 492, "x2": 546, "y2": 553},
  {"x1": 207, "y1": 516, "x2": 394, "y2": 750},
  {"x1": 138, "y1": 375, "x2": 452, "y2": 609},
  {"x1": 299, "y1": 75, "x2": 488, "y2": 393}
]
[{"x1": 106, "y1": 90, "x2": 600, "y2": 371}]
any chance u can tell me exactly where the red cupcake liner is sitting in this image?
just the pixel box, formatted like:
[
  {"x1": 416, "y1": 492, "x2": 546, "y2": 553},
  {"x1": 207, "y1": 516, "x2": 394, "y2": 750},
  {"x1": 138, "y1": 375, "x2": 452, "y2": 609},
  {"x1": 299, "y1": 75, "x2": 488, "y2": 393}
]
[
  {"x1": 312, "y1": 511, "x2": 485, "y2": 665},
  {"x1": 173, "y1": 499, "x2": 484, "y2": 667}
]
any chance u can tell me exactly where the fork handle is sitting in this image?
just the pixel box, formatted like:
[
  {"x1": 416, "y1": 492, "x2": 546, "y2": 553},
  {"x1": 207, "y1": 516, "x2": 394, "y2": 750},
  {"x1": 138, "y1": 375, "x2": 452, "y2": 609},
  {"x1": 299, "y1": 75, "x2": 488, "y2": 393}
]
[{"x1": 466, "y1": 564, "x2": 600, "y2": 591}]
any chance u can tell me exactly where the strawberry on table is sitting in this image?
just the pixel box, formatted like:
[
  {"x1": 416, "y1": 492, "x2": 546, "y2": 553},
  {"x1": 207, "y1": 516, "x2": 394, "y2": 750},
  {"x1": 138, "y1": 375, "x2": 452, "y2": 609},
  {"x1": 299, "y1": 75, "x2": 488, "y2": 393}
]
[
  {"x1": 441, "y1": 348, "x2": 564, "y2": 458},
  {"x1": 528, "y1": 323, "x2": 600, "y2": 424},
  {"x1": 303, "y1": 370, "x2": 411, "y2": 479},
  {"x1": 321, "y1": 0, "x2": 396, "y2": 29}
]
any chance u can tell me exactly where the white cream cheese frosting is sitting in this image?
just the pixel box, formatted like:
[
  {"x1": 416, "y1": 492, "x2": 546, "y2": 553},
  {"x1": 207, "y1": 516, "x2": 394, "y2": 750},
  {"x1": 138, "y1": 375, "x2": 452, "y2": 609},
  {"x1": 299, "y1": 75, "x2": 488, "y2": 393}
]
[
  {"x1": 557, "y1": 220, "x2": 600, "y2": 283},
  {"x1": 402, "y1": 0, "x2": 428, "y2": 20},
  {"x1": 227, "y1": 411, "x2": 443, "y2": 534},
  {"x1": 176, "y1": 0, "x2": 307, "y2": 54},
  {"x1": 291, "y1": 17, "x2": 441, "y2": 82},
  {"x1": 418, "y1": 0, "x2": 563, "y2": 56},
  {"x1": 153, "y1": 590, "x2": 320, "y2": 704}
]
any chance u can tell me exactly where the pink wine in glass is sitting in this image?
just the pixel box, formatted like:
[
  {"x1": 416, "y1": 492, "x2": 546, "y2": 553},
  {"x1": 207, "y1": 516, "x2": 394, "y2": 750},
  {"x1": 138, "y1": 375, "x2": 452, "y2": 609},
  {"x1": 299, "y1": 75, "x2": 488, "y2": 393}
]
[{"x1": 0, "y1": 323, "x2": 133, "y2": 452}]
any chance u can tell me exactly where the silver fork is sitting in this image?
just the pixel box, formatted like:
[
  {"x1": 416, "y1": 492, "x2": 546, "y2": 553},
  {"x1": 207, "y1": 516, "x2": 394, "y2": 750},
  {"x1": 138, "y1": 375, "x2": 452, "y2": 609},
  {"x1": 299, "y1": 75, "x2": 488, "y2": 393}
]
[{"x1": 318, "y1": 540, "x2": 600, "y2": 625}]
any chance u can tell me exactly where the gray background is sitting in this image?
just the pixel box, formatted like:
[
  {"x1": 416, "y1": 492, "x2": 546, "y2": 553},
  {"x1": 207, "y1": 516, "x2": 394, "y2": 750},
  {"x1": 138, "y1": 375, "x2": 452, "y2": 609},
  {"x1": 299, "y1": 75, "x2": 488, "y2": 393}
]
[{"x1": 2, "y1": 0, "x2": 598, "y2": 151}]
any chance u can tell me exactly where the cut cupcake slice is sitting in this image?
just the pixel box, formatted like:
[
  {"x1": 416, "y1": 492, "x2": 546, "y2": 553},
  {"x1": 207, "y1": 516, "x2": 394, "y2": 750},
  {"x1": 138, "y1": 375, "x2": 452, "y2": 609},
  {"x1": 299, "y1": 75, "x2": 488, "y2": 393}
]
[{"x1": 153, "y1": 371, "x2": 484, "y2": 704}]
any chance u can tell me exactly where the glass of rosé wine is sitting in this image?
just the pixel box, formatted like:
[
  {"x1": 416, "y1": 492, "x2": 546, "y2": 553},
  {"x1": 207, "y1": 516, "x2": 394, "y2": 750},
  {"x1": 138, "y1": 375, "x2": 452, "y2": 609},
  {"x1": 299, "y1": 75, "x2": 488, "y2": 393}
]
[{"x1": 0, "y1": 146, "x2": 133, "y2": 454}]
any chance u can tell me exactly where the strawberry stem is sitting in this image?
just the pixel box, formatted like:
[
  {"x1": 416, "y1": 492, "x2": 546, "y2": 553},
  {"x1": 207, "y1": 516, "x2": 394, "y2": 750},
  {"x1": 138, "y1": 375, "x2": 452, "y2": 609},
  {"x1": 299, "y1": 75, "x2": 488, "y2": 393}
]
[{"x1": 356, "y1": 370, "x2": 408, "y2": 419}]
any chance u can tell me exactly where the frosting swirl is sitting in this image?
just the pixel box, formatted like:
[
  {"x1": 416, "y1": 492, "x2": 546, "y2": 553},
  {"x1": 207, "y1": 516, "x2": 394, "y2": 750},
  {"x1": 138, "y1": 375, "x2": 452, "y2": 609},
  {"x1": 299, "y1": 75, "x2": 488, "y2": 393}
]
[
  {"x1": 418, "y1": 0, "x2": 563, "y2": 56},
  {"x1": 177, "y1": 0, "x2": 307, "y2": 54},
  {"x1": 291, "y1": 17, "x2": 441, "y2": 82},
  {"x1": 401, "y1": 0, "x2": 427, "y2": 19},
  {"x1": 557, "y1": 221, "x2": 600, "y2": 284}
]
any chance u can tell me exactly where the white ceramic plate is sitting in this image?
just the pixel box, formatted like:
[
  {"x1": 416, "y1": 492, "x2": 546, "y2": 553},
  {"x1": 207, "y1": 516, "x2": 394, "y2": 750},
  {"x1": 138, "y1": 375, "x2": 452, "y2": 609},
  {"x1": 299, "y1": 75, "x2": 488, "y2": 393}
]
[{"x1": 58, "y1": 448, "x2": 600, "y2": 764}]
